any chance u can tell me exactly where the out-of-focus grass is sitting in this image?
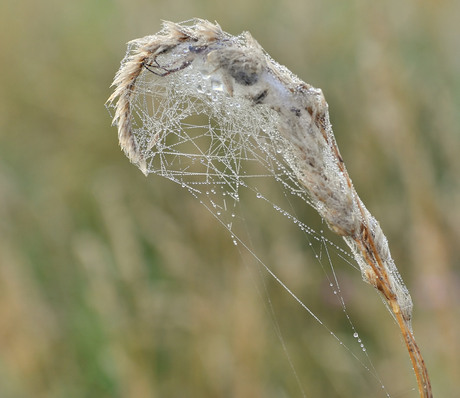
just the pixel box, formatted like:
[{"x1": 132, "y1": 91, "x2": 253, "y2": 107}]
[{"x1": 0, "y1": 1, "x2": 458, "y2": 397}]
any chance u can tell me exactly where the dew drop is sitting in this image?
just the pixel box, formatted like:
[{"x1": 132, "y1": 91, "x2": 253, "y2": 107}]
[{"x1": 353, "y1": 332, "x2": 359, "y2": 338}]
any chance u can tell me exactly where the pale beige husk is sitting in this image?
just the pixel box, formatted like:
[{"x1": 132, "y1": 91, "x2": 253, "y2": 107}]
[{"x1": 107, "y1": 19, "x2": 432, "y2": 398}]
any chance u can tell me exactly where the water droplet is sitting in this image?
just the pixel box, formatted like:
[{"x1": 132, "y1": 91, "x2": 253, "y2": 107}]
[
  {"x1": 233, "y1": 240, "x2": 238, "y2": 246},
  {"x1": 353, "y1": 332, "x2": 358, "y2": 338},
  {"x1": 256, "y1": 193, "x2": 262, "y2": 199},
  {"x1": 211, "y1": 79, "x2": 223, "y2": 92},
  {"x1": 330, "y1": 283, "x2": 334, "y2": 287},
  {"x1": 362, "y1": 347, "x2": 366, "y2": 352}
]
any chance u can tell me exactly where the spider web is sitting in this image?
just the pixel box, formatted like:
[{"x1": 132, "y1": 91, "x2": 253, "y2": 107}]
[{"x1": 107, "y1": 41, "x2": 408, "y2": 396}]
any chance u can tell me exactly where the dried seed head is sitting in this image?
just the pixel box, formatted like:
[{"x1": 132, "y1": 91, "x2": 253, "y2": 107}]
[
  {"x1": 107, "y1": 16, "x2": 412, "y2": 328},
  {"x1": 108, "y1": 19, "x2": 432, "y2": 397}
]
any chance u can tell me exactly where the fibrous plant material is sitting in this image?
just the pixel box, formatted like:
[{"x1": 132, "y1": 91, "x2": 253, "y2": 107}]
[{"x1": 107, "y1": 19, "x2": 432, "y2": 398}]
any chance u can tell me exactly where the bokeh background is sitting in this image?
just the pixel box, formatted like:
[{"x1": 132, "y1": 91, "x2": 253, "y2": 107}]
[{"x1": 0, "y1": 0, "x2": 458, "y2": 397}]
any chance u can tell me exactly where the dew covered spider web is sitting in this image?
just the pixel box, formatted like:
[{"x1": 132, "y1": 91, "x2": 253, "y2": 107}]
[{"x1": 107, "y1": 39, "x2": 415, "y2": 397}]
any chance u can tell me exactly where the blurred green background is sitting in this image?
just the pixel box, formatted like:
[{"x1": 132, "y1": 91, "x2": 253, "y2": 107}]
[{"x1": 0, "y1": 0, "x2": 458, "y2": 397}]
